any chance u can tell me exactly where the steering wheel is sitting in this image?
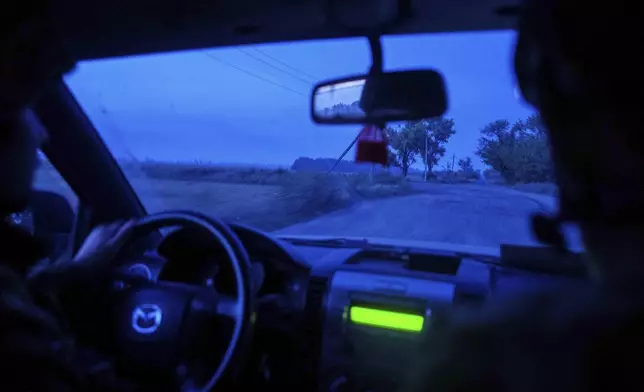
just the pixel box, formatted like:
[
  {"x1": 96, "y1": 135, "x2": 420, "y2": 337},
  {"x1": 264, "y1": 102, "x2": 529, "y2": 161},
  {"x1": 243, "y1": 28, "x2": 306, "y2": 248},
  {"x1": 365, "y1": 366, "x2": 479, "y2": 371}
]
[{"x1": 109, "y1": 211, "x2": 255, "y2": 391}]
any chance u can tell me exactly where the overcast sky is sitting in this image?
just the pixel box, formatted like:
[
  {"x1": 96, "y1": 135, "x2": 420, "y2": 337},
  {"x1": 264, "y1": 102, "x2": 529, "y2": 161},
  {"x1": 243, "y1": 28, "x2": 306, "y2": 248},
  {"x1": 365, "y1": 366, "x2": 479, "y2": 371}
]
[{"x1": 64, "y1": 30, "x2": 535, "y2": 169}]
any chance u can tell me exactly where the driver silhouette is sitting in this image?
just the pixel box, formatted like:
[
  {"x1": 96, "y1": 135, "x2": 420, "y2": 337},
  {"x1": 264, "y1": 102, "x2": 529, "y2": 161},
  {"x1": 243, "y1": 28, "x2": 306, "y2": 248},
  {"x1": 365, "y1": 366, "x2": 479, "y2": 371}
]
[{"x1": 0, "y1": 7, "x2": 139, "y2": 391}]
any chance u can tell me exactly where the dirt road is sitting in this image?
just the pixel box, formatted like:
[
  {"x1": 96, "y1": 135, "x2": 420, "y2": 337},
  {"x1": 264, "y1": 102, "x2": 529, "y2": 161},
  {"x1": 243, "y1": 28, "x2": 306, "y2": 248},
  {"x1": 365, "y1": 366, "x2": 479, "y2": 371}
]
[{"x1": 278, "y1": 183, "x2": 582, "y2": 250}]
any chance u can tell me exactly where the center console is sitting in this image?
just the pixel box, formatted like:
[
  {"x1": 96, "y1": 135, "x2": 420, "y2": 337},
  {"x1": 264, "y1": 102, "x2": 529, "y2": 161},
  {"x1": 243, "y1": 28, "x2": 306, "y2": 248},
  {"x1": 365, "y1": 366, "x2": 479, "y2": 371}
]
[{"x1": 314, "y1": 252, "x2": 490, "y2": 392}]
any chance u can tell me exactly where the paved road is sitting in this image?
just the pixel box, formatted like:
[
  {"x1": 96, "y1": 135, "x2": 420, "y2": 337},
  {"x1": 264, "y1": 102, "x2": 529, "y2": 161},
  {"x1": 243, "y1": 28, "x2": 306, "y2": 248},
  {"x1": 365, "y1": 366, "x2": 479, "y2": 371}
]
[{"x1": 278, "y1": 183, "x2": 583, "y2": 250}]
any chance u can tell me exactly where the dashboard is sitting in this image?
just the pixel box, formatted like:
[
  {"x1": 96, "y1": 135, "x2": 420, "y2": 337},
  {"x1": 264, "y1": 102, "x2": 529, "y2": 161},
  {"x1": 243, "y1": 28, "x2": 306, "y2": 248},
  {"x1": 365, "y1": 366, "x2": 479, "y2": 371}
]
[{"x1": 118, "y1": 223, "x2": 587, "y2": 392}]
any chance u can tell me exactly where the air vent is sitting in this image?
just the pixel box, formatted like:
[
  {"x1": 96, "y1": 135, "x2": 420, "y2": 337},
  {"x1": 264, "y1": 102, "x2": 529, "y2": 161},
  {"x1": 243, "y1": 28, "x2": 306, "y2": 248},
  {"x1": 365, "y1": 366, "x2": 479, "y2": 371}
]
[
  {"x1": 301, "y1": 274, "x2": 328, "y2": 387},
  {"x1": 408, "y1": 252, "x2": 461, "y2": 274},
  {"x1": 307, "y1": 275, "x2": 327, "y2": 302},
  {"x1": 347, "y1": 249, "x2": 462, "y2": 275},
  {"x1": 304, "y1": 275, "x2": 328, "y2": 332}
]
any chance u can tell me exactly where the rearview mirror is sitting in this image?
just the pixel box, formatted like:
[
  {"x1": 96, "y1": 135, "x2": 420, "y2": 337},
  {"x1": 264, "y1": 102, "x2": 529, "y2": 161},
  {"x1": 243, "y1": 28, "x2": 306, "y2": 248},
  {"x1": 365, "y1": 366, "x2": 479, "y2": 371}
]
[{"x1": 311, "y1": 69, "x2": 448, "y2": 125}]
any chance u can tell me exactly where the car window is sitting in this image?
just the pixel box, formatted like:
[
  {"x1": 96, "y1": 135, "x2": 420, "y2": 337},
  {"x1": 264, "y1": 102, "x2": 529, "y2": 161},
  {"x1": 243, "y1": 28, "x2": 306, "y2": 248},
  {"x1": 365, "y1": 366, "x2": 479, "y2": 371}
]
[
  {"x1": 33, "y1": 153, "x2": 77, "y2": 207},
  {"x1": 20, "y1": 152, "x2": 78, "y2": 260}
]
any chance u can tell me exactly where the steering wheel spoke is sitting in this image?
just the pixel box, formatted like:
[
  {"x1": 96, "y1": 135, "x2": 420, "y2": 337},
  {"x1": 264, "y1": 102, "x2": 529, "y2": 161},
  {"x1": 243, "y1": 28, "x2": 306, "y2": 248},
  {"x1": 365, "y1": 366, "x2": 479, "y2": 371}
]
[{"x1": 216, "y1": 295, "x2": 243, "y2": 320}]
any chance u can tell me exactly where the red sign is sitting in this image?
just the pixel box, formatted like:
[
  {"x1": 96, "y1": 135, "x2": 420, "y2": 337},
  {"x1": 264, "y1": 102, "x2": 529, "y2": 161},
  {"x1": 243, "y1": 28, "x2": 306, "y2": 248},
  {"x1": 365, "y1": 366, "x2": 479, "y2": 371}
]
[
  {"x1": 355, "y1": 125, "x2": 388, "y2": 166},
  {"x1": 359, "y1": 125, "x2": 386, "y2": 142}
]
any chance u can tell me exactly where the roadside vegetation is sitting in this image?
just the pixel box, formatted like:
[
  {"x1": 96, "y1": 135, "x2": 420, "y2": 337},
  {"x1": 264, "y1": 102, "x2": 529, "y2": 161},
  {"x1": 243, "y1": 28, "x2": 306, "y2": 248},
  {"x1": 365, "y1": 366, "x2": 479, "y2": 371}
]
[
  {"x1": 475, "y1": 114, "x2": 555, "y2": 195},
  {"x1": 130, "y1": 162, "x2": 413, "y2": 230},
  {"x1": 34, "y1": 114, "x2": 556, "y2": 233},
  {"x1": 36, "y1": 160, "x2": 413, "y2": 231},
  {"x1": 383, "y1": 114, "x2": 555, "y2": 195}
]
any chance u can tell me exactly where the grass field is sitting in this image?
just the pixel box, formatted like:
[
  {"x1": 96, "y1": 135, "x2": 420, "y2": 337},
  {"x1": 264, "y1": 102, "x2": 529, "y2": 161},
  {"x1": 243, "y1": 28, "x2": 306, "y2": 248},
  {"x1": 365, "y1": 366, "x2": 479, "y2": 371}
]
[
  {"x1": 510, "y1": 182, "x2": 557, "y2": 196},
  {"x1": 34, "y1": 160, "x2": 414, "y2": 231},
  {"x1": 33, "y1": 159, "x2": 556, "y2": 232}
]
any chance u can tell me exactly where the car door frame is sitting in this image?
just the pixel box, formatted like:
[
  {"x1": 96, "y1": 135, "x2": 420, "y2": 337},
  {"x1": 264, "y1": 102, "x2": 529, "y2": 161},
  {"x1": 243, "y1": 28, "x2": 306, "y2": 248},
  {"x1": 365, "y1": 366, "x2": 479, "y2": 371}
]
[{"x1": 33, "y1": 80, "x2": 155, "y2": 253}]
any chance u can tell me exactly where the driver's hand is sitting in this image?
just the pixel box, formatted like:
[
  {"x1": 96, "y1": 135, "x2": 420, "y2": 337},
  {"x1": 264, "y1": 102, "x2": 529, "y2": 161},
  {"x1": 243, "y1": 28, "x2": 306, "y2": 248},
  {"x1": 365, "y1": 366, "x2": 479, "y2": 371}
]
[
  {"x1": 66, "y1": 219, "x2": 136, "y2": 283},
  {"x1": 73, "y1": 220, "x2": 136, "y2": 269},
  {"x1": 29, "y1": 220, "x2": 136, "y2": 291}
]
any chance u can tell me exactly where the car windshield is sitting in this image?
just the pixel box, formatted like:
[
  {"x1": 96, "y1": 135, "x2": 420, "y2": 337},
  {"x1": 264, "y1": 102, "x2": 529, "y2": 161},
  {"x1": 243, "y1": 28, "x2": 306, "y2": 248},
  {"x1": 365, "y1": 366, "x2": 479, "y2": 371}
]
[{"x1": 65, "y1": 31, "x2": 574, "y2": 249}]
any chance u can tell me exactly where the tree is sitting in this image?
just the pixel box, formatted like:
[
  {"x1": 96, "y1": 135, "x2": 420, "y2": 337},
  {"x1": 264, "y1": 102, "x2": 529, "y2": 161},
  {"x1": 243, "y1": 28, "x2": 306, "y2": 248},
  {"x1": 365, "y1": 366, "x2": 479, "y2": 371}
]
[
  {"x1": 417, "y1": 118, "x2": 457, "y2": 175},
  {"x1": 323, "y1": 101, "x2": 363, "y2": 117},
  {"x1": 386, "y1": 118, "x2": 457, "y2": 178},
  {"x1": 387, "y1": 124, "x2": 423, "y2": 177},
  {"x1": 458, "y1": 156, "x2": 475, "y2": 172},
  {"x1": 457, "y1": 156, "x2": 479, "y2": 179},
  {"x1": 476, "y1": 119, "x2": 515, "y2": 182},
  {"x1": 476, "y1": 114, "x2": 553, "y2": 184},
  {"x1": 386, "y1": 149, "x2": 400, "y2": 168}
]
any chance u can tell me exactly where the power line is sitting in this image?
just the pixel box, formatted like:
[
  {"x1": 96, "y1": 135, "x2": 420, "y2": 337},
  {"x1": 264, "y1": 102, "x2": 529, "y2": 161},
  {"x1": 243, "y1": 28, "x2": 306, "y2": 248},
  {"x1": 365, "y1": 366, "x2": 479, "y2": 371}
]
[
  {"x1": 251, "y1": 48, "x2": 319, "y2": 82},
  {"x1": 316, "y1": 84, "x2": 363, "y2": 94},
  {"x1": 203, "y1": 52, "x2": 307, "y2": 97},
  {"x1": 237, "y1": 48, "x2": 315, "y2": 85}
]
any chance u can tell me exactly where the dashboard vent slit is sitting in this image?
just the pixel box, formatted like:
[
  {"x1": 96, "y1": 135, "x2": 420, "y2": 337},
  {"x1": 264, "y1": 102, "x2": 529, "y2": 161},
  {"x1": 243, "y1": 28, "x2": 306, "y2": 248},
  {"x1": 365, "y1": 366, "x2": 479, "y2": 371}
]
[{"x1": 302, "y1": 275, "x2": 328, "y2": 388}]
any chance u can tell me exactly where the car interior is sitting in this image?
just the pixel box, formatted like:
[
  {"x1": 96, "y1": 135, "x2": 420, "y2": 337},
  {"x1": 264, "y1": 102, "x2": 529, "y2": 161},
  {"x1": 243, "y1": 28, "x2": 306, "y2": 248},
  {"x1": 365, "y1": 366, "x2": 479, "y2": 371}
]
[{"x1": 12, "y1": 0, "x2": 591, "y2": 391}]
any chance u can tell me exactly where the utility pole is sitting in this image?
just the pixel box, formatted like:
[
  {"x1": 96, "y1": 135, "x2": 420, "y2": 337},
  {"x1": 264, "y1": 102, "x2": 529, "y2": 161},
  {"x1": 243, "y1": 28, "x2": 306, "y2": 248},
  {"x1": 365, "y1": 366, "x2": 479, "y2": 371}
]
[{"x1": 423, "y1": 129, "x2": 428, "y2": 181}]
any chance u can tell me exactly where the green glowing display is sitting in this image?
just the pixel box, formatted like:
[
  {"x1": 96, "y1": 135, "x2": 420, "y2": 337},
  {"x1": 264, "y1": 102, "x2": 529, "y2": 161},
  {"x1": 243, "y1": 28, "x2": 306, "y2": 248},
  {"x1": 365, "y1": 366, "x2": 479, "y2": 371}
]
[{"x1": 349, "y1": 305, "x2": 424, "y2": 332}]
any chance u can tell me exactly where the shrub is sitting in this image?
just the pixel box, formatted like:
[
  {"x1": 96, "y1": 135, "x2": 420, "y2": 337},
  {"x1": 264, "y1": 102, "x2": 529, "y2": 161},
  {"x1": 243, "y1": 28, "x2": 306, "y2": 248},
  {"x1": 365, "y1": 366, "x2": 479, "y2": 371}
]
[{"x1": 476, "y1": 115, "x2": 553, "y2": 184}]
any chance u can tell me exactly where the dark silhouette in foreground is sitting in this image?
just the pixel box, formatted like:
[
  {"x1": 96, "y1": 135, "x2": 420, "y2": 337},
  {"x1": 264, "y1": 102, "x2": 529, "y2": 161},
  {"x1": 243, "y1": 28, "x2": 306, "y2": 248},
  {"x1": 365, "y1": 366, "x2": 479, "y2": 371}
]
[{"x1": 411, "y1": 0, "x2": 644, "y2": 391}]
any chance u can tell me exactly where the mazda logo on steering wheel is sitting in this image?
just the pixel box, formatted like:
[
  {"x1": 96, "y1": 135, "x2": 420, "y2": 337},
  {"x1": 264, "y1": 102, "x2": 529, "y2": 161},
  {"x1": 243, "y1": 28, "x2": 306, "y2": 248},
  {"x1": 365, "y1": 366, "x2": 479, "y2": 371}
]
[{"x1": 131, "y1": 304, "x2": 163, "y2": 334}]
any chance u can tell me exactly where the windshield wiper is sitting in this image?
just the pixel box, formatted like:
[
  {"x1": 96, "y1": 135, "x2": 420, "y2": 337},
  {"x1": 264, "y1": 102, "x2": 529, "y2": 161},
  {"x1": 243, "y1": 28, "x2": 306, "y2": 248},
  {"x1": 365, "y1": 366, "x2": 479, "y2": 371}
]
[
  {"x1": 283, "y1": 237, "x2": 382, "y2": 248},
  {"x1": 284, "y1": 237, "x2": 369, "y2": 247},
  {"x1": 282, "y1": 237, "x2": 408, "y2": 252}
]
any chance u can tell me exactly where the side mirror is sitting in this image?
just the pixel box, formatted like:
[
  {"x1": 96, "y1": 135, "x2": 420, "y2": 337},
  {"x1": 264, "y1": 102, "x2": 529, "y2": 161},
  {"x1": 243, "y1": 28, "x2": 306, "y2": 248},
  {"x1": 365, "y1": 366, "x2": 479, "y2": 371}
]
[{"x1": 311, "y1": 69, "x2": 448, "y2": 125}]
